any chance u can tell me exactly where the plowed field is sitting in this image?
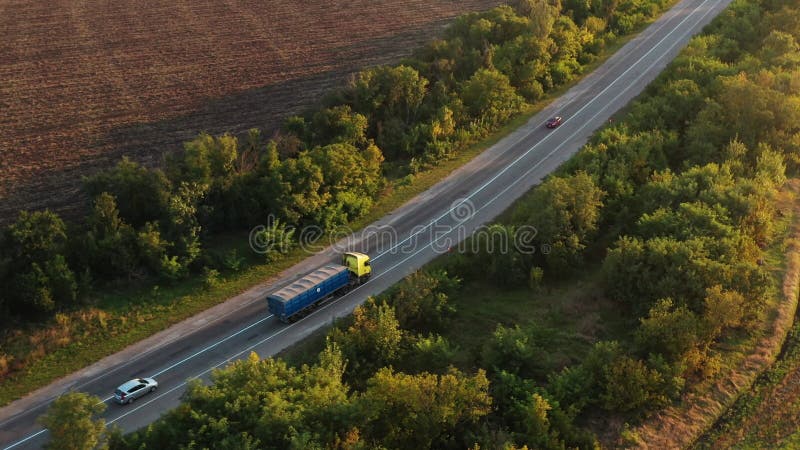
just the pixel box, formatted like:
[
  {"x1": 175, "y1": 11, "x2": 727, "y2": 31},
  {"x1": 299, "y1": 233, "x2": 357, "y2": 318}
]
[{"x1": 0, "y1": 0, "x2": 500, "y2": 221}]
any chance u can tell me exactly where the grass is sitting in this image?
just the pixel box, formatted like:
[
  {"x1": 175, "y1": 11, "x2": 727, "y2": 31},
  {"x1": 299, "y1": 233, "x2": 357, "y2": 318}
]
[
  {"x1": 0, "y1": 20, "x2": 661, "y2": 408},
  {"x1": 692, "y1": 322, "x2": 800, "y2": 449},
  {"x1": 0, "y1": 248, "x2": 310, "y2": 406},
  {"x1": 278, "y1": 262, "x2": 631, "y2": 381},
  {"x1": 439, "y1": 270, "x2": 632, "y2": 367}
]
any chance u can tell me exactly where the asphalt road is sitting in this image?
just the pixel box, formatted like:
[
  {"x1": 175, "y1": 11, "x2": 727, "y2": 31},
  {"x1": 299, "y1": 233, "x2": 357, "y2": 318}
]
[{"x1": 0, "y1": 0, "x2": 735, "y2": 445}]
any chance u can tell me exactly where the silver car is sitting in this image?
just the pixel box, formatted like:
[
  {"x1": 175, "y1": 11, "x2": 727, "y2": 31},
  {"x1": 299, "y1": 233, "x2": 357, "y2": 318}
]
[{"x1": 114, "y1": 378, "x2": 158, "y2": 404}]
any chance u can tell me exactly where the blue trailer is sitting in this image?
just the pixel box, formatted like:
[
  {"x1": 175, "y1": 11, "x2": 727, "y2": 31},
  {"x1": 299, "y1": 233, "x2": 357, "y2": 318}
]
[
  {"x1": 267, "y1": 252, "x2": 373, "y2": 323},
  {"x1": 268, "y1": 264, "x2": 352, "y2": 323}
]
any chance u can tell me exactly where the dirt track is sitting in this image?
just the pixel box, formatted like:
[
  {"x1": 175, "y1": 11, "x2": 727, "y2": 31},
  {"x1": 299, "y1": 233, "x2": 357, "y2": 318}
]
[{"x1": 0, "y1": 0, "x2": 500, "y2": 222}]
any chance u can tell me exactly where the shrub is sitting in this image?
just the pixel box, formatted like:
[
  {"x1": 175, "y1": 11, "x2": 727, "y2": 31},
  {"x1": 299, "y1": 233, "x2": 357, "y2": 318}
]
[
  {"x1": 528, "y1": 266, "x2": 544, "y2": 290},
  {"x1": 402, "y1": 334, "x2": 460, "y2": 373},
  {"x1": 384, "y1": 270, "x2": 459, "y2": 333},
  {"x1": 481, "y1": 324, "x2": 554, "y2": 379},
  {"x1": 601, "y1": 356, "x2": 668, "y2": 412},
  {"x1": 220, "y1": 249, "x2": 245, "y2": 272},
  {"x1": 203, "y1": 267, "x2": 221, "y2": 290}
]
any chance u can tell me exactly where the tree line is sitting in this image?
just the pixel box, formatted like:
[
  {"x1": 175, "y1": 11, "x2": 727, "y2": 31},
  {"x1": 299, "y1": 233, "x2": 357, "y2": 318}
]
[{"x1": 1, "y1": 0, "x2": 668, "y2": 327}]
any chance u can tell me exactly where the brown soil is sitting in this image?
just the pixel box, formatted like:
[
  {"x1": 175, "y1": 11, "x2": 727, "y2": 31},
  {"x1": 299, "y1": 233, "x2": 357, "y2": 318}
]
[{"x1": 0, "y1": 0, "x2": 501, "y2": 222}]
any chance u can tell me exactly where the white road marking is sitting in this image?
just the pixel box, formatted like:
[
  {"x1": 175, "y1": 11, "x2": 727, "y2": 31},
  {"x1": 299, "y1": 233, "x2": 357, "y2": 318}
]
[{"x1": 148, "y1": 314, "x2": 273, "y2": 379}]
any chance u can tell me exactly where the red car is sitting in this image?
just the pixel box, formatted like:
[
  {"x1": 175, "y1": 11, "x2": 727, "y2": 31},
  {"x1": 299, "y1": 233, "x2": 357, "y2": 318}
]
[{"x1": 545, "y1": 116, "x2": 563, "y2": 128}]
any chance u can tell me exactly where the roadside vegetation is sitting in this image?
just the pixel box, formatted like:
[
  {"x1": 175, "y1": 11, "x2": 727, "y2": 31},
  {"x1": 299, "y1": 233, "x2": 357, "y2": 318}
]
[
  {"x1": 0, "y1": 0, "x2": 673, "y2": 405},
  {"x1": 35, "y1": 0, "x2": 800, "y2": 446}
]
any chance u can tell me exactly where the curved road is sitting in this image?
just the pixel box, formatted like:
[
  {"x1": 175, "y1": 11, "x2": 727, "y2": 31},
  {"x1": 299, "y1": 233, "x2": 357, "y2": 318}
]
[{"x1": 1, "y1": 0, "x2": 733, "y2": 446}]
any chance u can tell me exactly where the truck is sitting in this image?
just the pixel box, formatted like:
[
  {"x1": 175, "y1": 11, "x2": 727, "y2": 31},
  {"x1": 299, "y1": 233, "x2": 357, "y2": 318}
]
[{"x1": 267, "y1": 252, "x2": 372, "y2": 323}]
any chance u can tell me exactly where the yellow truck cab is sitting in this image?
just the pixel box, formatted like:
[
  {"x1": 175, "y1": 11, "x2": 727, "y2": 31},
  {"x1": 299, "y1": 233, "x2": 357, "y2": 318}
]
[{"x1": 342, "y1": 251, "x2": 371, "y2": 283}]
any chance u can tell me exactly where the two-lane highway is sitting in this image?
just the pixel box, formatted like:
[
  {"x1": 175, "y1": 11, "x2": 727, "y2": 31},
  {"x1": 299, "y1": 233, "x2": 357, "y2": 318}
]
[{"x1": 1, "y1": 0, "x2": 734, "y2": 445}]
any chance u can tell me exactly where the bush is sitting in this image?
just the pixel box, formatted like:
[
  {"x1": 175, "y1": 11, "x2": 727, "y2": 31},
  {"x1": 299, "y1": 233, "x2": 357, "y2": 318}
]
[
  {"x1": 529, "y1": 266, "x2": 544, "y2": 290},
  {"x1": 601, "y1": 356, "x2": 670, "y2": 412},
  {"x1": 1, "y1": 211, "x2": 78, "y2": 317},
  {"x1": 635, "y1": 298, "x2": 701, "y2": 363},
  {"x1": 384, "y1": 270, "x2": 460, "y2": 333},
  {"x1": 481, "y1": 324, "x2": 554, "y2": 379},
  {"x1": 83, "y1": 157, "x2": 171, "y2": 227},
  {"x1": 329, "y1": 299, "x2": 405, "y2": 385},
  {"x1": 221, "y1": 249, "x2": 245, "y2": 272},
  {"x1": 202, "y1": 267, "x2": 221, "y2": 290},
  {"x1": 250, "y1": 218, "x2": 295, "y2": 262},
  {"x1": 402, "y1": 334, "x2": 460, "y2": 373}
]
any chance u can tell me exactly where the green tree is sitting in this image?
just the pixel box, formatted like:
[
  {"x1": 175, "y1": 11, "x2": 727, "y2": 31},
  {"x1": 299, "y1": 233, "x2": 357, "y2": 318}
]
[
  {"x1": 461, "y1": 68, "x2": 525, "y2": 130},
  {"x1": 547, "y1": 341, "x2": 622, "y2": 413},
  {"x1": 492, "y1": 371, "x2": 598, "y2": 449},
  {"x1": 385, "y1": 270, "x2": 460, "y2": 332},
  {"x1": 687, "y1": 72, "x2": 799, "y2": 161},
  {"x1": 310, "y1": 105, "x2": 369, "y2": 148},
  {"x1": 308, "y1": 143, "x2": 384, "y2": 222},
  {"x1": 701, "y1": 285, "x2": 747, "y2": 340},
  {"x1": 79, "y1": 192, "x2": 139, "y2": 279},
  {"x1": 222, "y1": 140, "x2": 283, "y2": 228},
  {"x1": 549, "y1": 17, "x2": 584, "y2": 84},
  {"x1": 635, "y1": 298, "x2": 701, "y2": 362},
  {"x1": 3, "y1": 210, "x2": 68, "y2": 265},
  {"x1": 331, "y1": 299, "x2": 405, "y2": 384},
  {"x1": 357, "y1": 368, "x2": 492, "y2": 449},
  {"x1": 344, "y1": 65, "x2": 430, "y2": 158},
  {"x1": 634, "y1": 201, "x2": 735, "y2": 241},
  {"x1": 566, "y1": 126, "x2": 671, "y2": 219},
  {"x1": 275, "y1": 152, "x2": 328, "y2": 226},
  {"x1": 514, "y1": 0, "x2": 560, "y2": 37},
  {"x1": 83, "y1": 157, "x2": 171, "y2": 227},
  {"x1": 159, "y1": 181, "x2": 206, "y2": 278},
  {"x1": 493, "y1": 35, "x2": 550, "y2": 100},
  {"x1": 602, "y1": 235, "x2": 749, "y2": 314},
  {"x1": 128, "y1": 346, "x2": 349, "y2": 450},
  {"x1": 761, "y1": 30, "x2": 800, "y2": 67},
  {"x1": 1, "y1": 211, "x2": 77, "y2": 316},
  {"x1": 481, "y1": 324, "x2": 556, "y2": 379},
  {"x1": 135, "y1": 222, "x2": 169, "y2": 276},
  {"x1": 600, "y1": 356, "x2": 669, "y2": 412},
  {"x1": 628, "y1": 78, "x2": 704, "y2": 133},
  {"x1": 165, "y1": 132, "x2": 244, "y2": 231},
  {"x1": 459, "y1": 224, "x2": 532, "y2": 286},
  {"x1": 402, "y1": 334, "x2": 460, "y2": 374},
  {"x1": 352, "y1": 65, "x2": 429, "y2": 124},
  {"x1": 513, "y1": 171, "x2": 604, "y2": 272},
  {"x1": 167, "y1": 133, "x2": 238, "y2": 186},
  {"x1": 38, "y1": 392, "x2": 108, "y2": 450}
]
